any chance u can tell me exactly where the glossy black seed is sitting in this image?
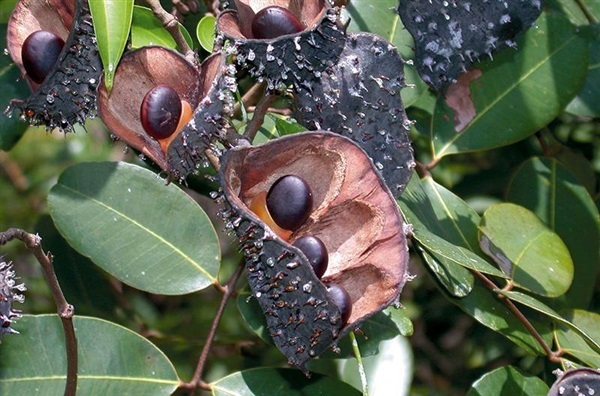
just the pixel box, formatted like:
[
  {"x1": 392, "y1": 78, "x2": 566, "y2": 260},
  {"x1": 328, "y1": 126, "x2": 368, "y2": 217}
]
[
  {"x1": 266, "y1": 175, "x2": 313, "y2": 231},
  {"x1": 328, "y1": 284, "x2": 352, "y2": 326},
  {"x1": 140, "y1": 85, "x2": 182, "y2": 140},
  {"x1": 251, "y1": 6, "x2": 304, "y2": 39},
  {"x1": 21, "y1": 30, "x2": 65, "y2": 84},
  {"x1": 293, "y1": 235, "x2": 328, "y2": 278}
]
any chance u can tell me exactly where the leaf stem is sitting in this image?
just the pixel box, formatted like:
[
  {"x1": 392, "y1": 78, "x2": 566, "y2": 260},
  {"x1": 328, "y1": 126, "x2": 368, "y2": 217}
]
[
  {"x1": 349, "y1": 331, "x2": 369, "y2": 396},
  {"x1": 574, "y1": 0, "x2": 598, "y2": 24},
  {"x1": 185, "y1": 259, "x2": 246, "y2": 394},
  {"x1": 0, "y1": 228, "x2": 78, "y2": 396},
  {"x1": 243, "y1": 90, "x2": 276, "y2": 143}
]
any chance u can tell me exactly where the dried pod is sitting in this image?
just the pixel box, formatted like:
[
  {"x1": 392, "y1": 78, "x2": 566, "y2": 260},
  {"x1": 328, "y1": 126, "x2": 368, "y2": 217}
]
[
  {"x1": 219, "y1": 131, "x2": 410, "y2": 371},
  {"x1": 294, "y1": 33, "x2": 414, "y2": 197},
  {"x1": 0, "y1": 260, "x2": 26, "y2": 342},
  {"x1": 98, "y1": 47, "x2": 235, "y2": 180},
  {"x1": 6, "y1": 0, "x2": 102, "y2": 131},
  {"x1": 397, "y1": 0, "x2": 543, "y2": 92},
  {"x1": 216, "y1": 0, "x2": 346, "y2": 91},
  {"x1": 548, "y1": 368, "x2": 600, "y2": 396}
]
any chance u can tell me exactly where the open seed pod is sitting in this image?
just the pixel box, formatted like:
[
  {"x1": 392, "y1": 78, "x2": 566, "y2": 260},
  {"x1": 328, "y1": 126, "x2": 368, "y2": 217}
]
[
  {"x1": 216, "y1": 0, "x2": 346, "y2": 91},
  {"x1": 98, "y1": 47, "x2": 235, "y2": 180},
  {"x1": 294, "y1": 33, "x2": 415, "y2": 198},
  {"x1": 548, "y1": 368, "x2": 600, "y2": 396},
  {"x1": 0, "y1": 260, "x2": 25, "y2": 341},
  {"x1": 219, "y1": 131, "x2": 410, "y2": 371},
  {"x1": 6, "y1": 0, "x2": 102, "y2": 131}
]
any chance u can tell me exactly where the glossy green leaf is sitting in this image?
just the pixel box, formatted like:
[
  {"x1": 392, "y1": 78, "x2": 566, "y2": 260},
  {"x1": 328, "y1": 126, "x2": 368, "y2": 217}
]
[
  {"x1": 547, "y1": 0, "x2": 600, "y2": 26},
  {"x1": 467, "y1": 366, "x2": 549, "y2": 396},
  {"x1": 0, "y1": 23, "x2": 29, "y2": 150},
  {"x1": 566, "y1": 25, "x2": 600, "y2": 117},
  {"x1": 90, "y1": 0, "x2": 134, "y2": 92},
  {"x1": 131, "y1": 5, "x2": 193, "y2": 50},
  {"x1": 211, "y1": 368, "x2": 361, "y2": 395},
  {"x1": 497, "y1": 291, "x2": 600, "y2": 355},
  {"x1": 431, "y1": 12, "x2": 588, "y2": 160},
  {"x1": 196, "y1": 15, "x2": 216, "y2": 53},
  {"x1": 0, "y1": 315, "x2": 179, "y2": 395},
  {"x1": 344, "y1": 0, "x2": 426, "y2": 106},
  {"x1": 273, "y1": 115, "x2": 307, "y2": 136},
  {"x1": 418, "y1": 247, "x2": 473, "y2": 297},
  {"x1": 48, "y1": 161, "x2": 220, "y2": 295},
  {"x1": 479, "y1": 203, "x2": 573, "y2": 297},
  {"x1": 555, "y1": 309, "x2": 600, "y2": 367},
  {"x1": 507, "y1": 157, "x2": 600, "y2": 308}
]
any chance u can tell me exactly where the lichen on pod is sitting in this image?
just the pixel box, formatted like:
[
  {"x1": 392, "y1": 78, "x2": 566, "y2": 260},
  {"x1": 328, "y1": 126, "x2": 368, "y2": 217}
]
[
  {"x1": 219, "y1": 131, "x2": 410, "y2": 371},
  {"x1": 216, "y1": 0, "x2": 347, "y2": 91},
  {"x1": 97, "y1": 47, "x2": 236, "y2": 181},
  {"x1": 6, "y1": 0, "x2": 102, "y2": 132}
]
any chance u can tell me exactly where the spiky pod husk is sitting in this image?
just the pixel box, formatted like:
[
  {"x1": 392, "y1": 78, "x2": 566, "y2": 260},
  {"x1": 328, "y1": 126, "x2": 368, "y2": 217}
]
[
  {"x1": 0, "y1": 260, "x2": 25, "y2": 342},
  {"x1": 294, "y1": 33, "x2": 415, "y2": 198},
  {"x1": 397, "y1": 0, "x2": 543, "y2": 92},
  {"x1": 548, "y1": 368, "x2": 600, "y2": 396},
  {"x1": 217, "y1": 2, "x2": 346, "y2": 91},
  {"x1": 219, "y1": 131, "x2": 410, "y2": 371},
  {"x1": 98, "y1": 48, "x2": 235, "y2": 181},
  {"x1": 6, "y1": 0, "x2": 102, "y2": 131}
]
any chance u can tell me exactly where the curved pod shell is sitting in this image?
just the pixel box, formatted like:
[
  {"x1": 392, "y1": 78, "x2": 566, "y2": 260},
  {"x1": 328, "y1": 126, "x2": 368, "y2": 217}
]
[{"x1": 220, "y1": 131, "x2": 410, "y2": 369}]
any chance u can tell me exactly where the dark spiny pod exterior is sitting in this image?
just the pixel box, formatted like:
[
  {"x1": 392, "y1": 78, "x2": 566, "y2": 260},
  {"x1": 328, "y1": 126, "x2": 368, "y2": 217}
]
[
  {"x1": 216, "y1": 1, "x2": 346, "y2": 91},
  {"x1": 294, "y1": 33, "x2": 415, "y2": 198},
  {"x1": 397, "y1": 0, "x2": 543, "y2": 92},
  {"x1": 219, "y1": 131, "x2": 410, "y2": 371},
  {"x1": 548, "y1": 368, "x2": 600, "y2": 396},
  {"x1": 0, "y1": 260, "x2": 26, "y2": 342},
  {"x1": 98, "y1": 48, "x2": 235, "y2": 181},
  {"x1": 6, "y1": 0, "x2": 102, "y2": 132}
]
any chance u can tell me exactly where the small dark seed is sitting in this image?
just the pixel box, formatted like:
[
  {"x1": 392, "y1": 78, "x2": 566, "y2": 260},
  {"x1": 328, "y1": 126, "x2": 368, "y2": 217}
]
[
  {"x1": 22, "y1": 30, "x2": 65, "y2": 84},
  {"x1": 293, "y1": 235, "x2": 328, "y2": 278},
  {"x1": 328, "y1": 284, "x2": 352, "y2": 326},
  {"x1": 251, "y1": 6, "x2": 304, "y2": 39},
  {"x1": 140, "y1": 85, "x2": 182, "y2": 140},
  {"x1": 266, "y1": 175, "x2": 313, "y2": 231}
]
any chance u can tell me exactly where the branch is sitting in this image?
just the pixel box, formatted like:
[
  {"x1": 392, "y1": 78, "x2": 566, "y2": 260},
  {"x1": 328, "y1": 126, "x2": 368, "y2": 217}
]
[
  {"x1": 0, "y1": 228, "x2": 78, "y2": 396},
  {"x1": 243, "y1": 91, "x2": 276, "y2": 143},
  {"x1": 184, "y1": 259, "x2": 246, "y2": 394}
]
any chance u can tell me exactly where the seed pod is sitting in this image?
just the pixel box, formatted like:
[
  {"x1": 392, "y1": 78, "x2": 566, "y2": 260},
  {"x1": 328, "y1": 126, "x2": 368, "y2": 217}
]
[
  {"x1": 216, "y1": 1, "x2": 346, "y2": 91},
  {"x1": 0, "y1": 260, "x2": 26, "y2": 341},
  {"x1": 293, "y1": 236, "x2": 328, "y2": 278},
  {"x1": 6, "y1": 0, "x2": 102, "y2": 132},
  {"x1": 21, "y1": 30, "x2": 65, "y2": 84},
  {"x1": 219, "y1": 131, "x2": 410, "y2": 371},
  {"x1": 548, "y1": 368, "x2": 600, "y2": 396},
  {"x1": 252, "y1": 6, "x2": 304, "y2": 39},
  {"x1": 98, "y1": 47, "x2": 235, "y2": 180}
]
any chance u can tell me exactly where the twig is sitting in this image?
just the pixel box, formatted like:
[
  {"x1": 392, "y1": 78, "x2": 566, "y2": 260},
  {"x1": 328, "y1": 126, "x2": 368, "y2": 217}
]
[
  {"x1": 232, "y1": 82, "x2": 268, "y2": 119},
  {"x1": 143, "y1": 0, "x2": 196, "y2": 63},
  {"x1": 349, "y1": 331, "x2": 369, "y2": 396},
  {"x1": 184, "y1": 259, "x2": 246, "y2": 394},
  {"x1": 243, "y1": 91, "x2": 276, "y2": 143},
  {"x1": 471, "y1": 270, "x2": 562, "y2": 363},
  {"x1": 0, "y1": 228, "x2": 78, "y2": 396}
]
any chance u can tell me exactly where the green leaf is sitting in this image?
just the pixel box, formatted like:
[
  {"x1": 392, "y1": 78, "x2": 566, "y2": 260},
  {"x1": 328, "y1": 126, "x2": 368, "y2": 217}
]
[
  {"x1": 0, "y1": 315, "x2": 179, "y2": 395},
  {"x1": 0, "y1": 23, "x2": 29, "y2": 150},
  {"x1": 211, "y1": 368, "x2": 361, "y2": 395},
  {"x1": 343, "y1": 0, "x2": 426, "y2": 107},
  {"x1": 566, "y1": 25, "x2": 600, "y2": 117},
  {"x1": 467, "y1": 366, "x2": 549, "y2": 396},
  {"x1": 90, "y1": 0, "x2": 134, "y2": 92},
  {"x1": 555, "y1": 309, "x2": 600, "y2": 367},
  {"x1": 272, "y1": 115, "x2": 307, "y2": 136},
  {"x1": 479, "y1": 203, "x2": 573, "y2": 297},
  {"x1": 430, "y1": 12, "x2": 588, "y2": 160},
  {"x1": 196, "y1": 15, "x2": 216, "y2": 53},
  {"x1": 507, "y1": 157, "x2": 600, "y2": 308},
  {"x1": 48, "y1": 161, "x2": 220, "y2": 295},
  {"x1": 131, "y1": 5, "x2": 193, "y2": 50},
  {"x1": 547, "y1": 0, "x2": 600, "y2": 26},
  {"x1": 497, "y1": 291, "x2": 600, "y2": 355}
]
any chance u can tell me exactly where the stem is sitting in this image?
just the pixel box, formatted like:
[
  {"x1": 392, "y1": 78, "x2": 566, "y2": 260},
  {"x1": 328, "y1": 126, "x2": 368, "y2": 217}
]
[
  {"x1": 0, "y1": 228, "x2": 78, "y2": 396},
  {"x1": 349, "y1": 331, "x2": 369, "y2": 396},
  {"x1": 243, "y1": 92, "x2": 276, "y2": 143},
  {"x1": 184, "y1": 259, "x2": 246, "y2": 394},
  {"x1": 574, "y1": 0, "x2": 598, "y2": 24},
  {"x1": 232, "y1": 82, "x2": 268, "y2": 119},
  {"x1": 143, "y1": 0, "x2": 196, "y2": 63},
  {"x1": 472, "y1": 271, "x2": 561, "y2": 363}
]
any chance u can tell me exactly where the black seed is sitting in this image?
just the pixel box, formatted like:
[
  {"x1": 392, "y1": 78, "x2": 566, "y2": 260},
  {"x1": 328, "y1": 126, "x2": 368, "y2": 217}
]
[
  {"x1": 251, "y1": 6, "x2": 304, "y2": 39},
  {"x1": 293, "y1": 236, "x2": 328, "y2": 278},
  {"x1": 328, "y1": 284, "x2": 351, "y2": 326},
  {"x1": 266, "y1": 175, "x2": 313, "y2": 231},
  {"x1": 21, "y1": 31, "x2": 65, "y2": 84},
  {"x1": 140, "y1": 85, "x2": 182, "y2": 140}
]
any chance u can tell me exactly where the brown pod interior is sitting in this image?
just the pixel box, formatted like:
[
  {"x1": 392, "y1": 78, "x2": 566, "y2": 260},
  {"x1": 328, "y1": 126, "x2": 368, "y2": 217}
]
[{"x1": 222, "y1": 131, "x2": 410, "y2": 328}]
